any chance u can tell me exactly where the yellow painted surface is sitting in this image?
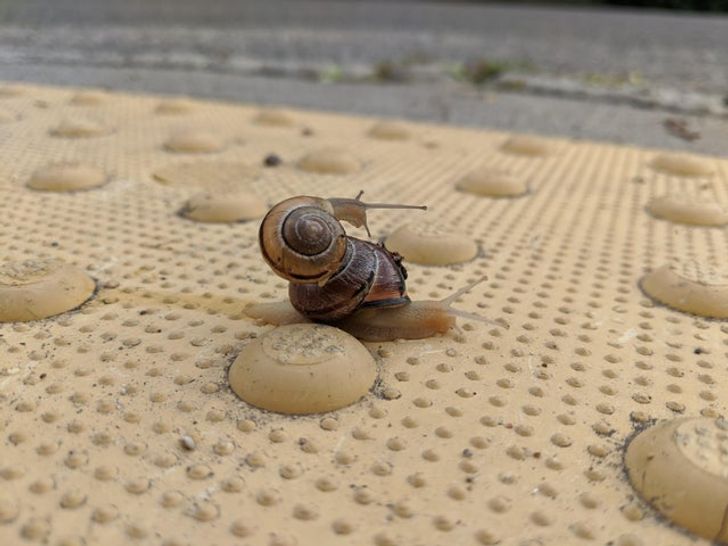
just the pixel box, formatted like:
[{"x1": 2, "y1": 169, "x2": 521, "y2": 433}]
[{"x1": 0, "y1": 82, "x2": 727, "y2": 546}]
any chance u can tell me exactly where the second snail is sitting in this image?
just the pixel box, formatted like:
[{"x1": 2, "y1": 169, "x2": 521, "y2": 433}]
[{"x1": 247, "y1": 192, "x2": 501, "y2": 341}]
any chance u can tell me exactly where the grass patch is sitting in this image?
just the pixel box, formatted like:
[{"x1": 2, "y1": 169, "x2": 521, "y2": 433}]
[
  {"x1": 450, "y1": 58, "x2": 532, "y2": 86},
  {"x1": 372, "y1": 60, "x2": 410, "y2": 83}
]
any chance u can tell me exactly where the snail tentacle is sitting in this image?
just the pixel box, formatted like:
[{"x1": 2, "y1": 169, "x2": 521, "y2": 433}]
[{"x1": 328, "y1": 191, "x2": 426, "y2": 238}]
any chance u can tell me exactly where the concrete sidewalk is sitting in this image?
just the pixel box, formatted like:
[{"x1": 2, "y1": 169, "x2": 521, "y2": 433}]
[{"x1": 1, "y1": 0, "x2": 726, "y2": 154}]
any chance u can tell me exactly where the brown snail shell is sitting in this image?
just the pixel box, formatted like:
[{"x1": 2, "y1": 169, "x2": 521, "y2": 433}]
[
  {"x1": 259, "y1": 196, "x2": 347, "y2": 284},
  {"x1": 289, "y1": 238, "x2": 409, "y2": 321},
  {"x1": 259, "y1": 195, "x2": 410, "y2": 322}
]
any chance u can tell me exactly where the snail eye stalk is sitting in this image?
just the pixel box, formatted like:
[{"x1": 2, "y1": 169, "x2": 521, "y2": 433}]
[{"x1": 329, "y1": 190, "x2": 427, "y2": 239}]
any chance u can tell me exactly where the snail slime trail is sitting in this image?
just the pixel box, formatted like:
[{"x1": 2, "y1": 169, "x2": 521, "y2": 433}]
[{"x1": 252, "y1": 193, "x2": 500, "y2": 341}]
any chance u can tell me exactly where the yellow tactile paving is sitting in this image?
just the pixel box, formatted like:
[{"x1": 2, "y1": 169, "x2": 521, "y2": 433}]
[{"x1": 1, "y1": 82, "x2": 728, "y2": 546}]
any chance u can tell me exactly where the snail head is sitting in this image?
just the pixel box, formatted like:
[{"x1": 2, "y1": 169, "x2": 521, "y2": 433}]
[{"x1": 328, "y1": 190, "x2": 427, "y2": 238}]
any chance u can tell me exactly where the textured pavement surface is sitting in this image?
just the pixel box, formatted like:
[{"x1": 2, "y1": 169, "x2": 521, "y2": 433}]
[{"x1": 0, "y1": 0, "x2": 726, "y2": 155}]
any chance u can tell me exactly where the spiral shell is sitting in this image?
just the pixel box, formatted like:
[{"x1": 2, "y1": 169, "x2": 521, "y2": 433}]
[
  {"x1": 259, "y1": 196, "x2": 347, "y2": 284},
  {"x1": 259, "y1": 195, "x2": 412, "y2": 321}
]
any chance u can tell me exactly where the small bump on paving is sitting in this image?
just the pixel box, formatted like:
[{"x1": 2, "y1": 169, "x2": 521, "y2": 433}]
[
  {"x1": 367, "y1": 121, "x2": 411, "y2": 141},
  {"x1": 455, "y1": 165, "x2": 529, "y2": 198},
  {"x1": 625, "y1": 417, "x2": 728, "y2": 543},
  {"x1": 646, "y1": 194, "x2": 728, "y2": 226},
  {"x1": 0, "y1": 82, "x2": 727, "y2": 546},
  {"x1": 386, "y1": 222, "x2": 479, "y2": 266},
  {"x1": 229, "y1": 324, "x2": 377, "y2": 415},
  {"x1": 27, "y1": 162, "x2": 108, "y2": 192},
  {"x1": 180, "y1": 192, "x2": 267, "y2": 224}
]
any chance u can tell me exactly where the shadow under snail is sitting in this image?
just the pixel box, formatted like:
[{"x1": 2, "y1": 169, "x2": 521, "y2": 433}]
[{"x1": 246, "y1": 192, "x2": 502, "y2": 341}]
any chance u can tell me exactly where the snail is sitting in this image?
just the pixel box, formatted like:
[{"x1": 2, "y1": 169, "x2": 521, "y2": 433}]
[{"x1": 248, "y1": 192, "x2": 502, "y2": 341}]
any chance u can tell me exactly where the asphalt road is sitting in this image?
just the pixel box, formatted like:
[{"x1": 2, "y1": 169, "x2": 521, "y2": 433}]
[
  {"x1": 1, "y1": 0, "x2": 727, "y2": 91},
  {"x1": 0, "y1": 0, "x2": 726, "y2": 154}
]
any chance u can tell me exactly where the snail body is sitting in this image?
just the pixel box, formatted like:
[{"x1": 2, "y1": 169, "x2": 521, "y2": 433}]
[
  {"x1": 245, "y1": 297, "x2": 457, "y2": 342},
  {"x1": 245, "y1": 299, "x2": 449, "y2": 341},
  {"x1": 246, "y1": 278, "x2": 501, "y2": 341},
  {"x1": 253, "y1": 193, "x2": 501, "y2": 340},
  {"x1": 335, "y1": 299, "x2": 457, "y2": 341}
]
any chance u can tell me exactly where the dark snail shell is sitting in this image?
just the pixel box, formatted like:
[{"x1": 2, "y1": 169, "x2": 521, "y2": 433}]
[
  {"x1": 289, "y1": 238, "x2": 410, "y2": 321},
  {"x1": 259, "y1": 196, "x2": 347, "y2": 284}
]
